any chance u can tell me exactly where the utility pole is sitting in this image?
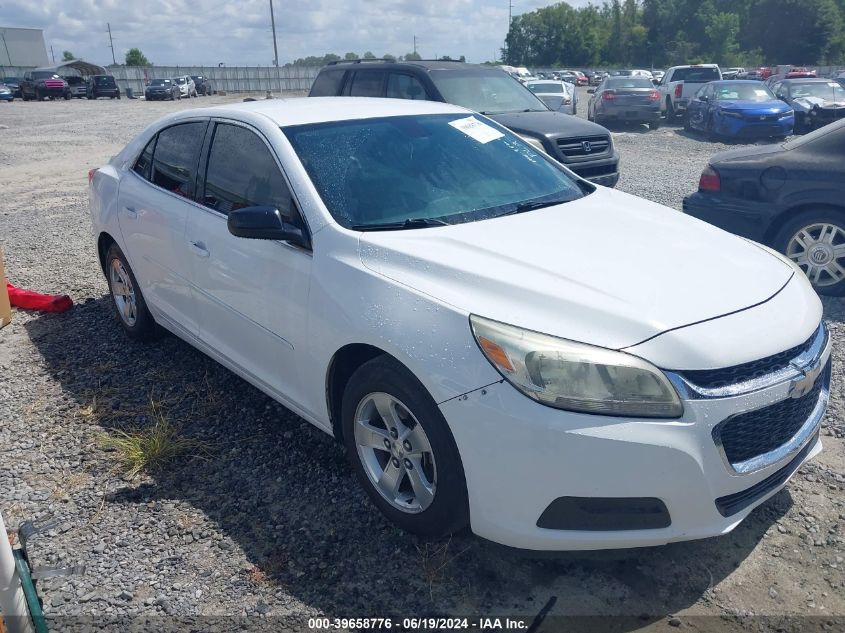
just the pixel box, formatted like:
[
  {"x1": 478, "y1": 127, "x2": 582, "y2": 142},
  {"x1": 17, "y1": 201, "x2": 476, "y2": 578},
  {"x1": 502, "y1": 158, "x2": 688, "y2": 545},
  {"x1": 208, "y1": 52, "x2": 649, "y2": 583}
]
[
  {"x1": 269, "y1": 0, "x2": 279, "y2": 66},
  {"x1": 50, "y1": 45, "x2": 55, "y2": 64},
  {"x1": 413, "y1": 35, "x2": 417, "y2": 55},
  {"x1": 107, "y1": 23, "x2": 116, "y2": 65}
]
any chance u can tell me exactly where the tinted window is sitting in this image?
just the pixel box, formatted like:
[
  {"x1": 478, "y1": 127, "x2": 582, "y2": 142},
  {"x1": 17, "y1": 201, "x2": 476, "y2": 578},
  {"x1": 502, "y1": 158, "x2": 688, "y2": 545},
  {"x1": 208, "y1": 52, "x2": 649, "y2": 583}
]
[
  {"x1": 133, "y1": 136, "x2": 157, "y2": 181},
  {"x1": 284, "y1": 114, "x2": 585, "y2": 229},
  {"x1": 203, "y1": 124, "x2": 293, "y2": 218},
  {"x1": 527, "y1": 82, "x2": 564, "y2": 93},
  {"x1": 95, "y1": 76, "x2": 116, "y2": 86},
  {"x1": 386, "y1": 73, "x2": 426, "y2": 100},
  {"x1": 151, "y1": 122, "x2": 207, "y2": 198},
  {"x1": 349, "y1": 71, "x2": 385, "y2": 97},
  {"x1": 310, "y1": 69, "x2": 345, "y2": 96},
  {"x1": 670, "y1": 67, "x2": 720, "y2": 82}
]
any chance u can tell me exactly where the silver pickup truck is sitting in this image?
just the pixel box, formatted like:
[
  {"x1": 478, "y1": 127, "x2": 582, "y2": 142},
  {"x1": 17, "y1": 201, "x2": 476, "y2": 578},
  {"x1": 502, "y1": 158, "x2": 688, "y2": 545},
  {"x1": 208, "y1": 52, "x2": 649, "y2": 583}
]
[{"x1": 658, "y1": 64, "x2": 722, "y2": 121}]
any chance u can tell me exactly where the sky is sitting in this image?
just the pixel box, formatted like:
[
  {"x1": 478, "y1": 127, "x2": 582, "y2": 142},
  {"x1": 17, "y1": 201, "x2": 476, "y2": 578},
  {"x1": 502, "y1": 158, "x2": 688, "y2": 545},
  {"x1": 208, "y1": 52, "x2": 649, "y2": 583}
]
[{"x1": 0, "y1": 0, "x2": 591, "y2": 67}]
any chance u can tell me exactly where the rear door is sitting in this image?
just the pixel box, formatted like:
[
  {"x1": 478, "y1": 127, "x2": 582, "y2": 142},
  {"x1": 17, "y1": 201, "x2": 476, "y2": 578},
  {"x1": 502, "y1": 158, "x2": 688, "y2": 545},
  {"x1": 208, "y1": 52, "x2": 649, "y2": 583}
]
[
  {"x1": 344, "y1": 70, "x2": 387, "y2": 97},
  {"x1": 185, "y1": 120, "x2": 312, "y2": 403},
  {"x1": 117, "y1": 120, "x2": 208, "y2": 335}
]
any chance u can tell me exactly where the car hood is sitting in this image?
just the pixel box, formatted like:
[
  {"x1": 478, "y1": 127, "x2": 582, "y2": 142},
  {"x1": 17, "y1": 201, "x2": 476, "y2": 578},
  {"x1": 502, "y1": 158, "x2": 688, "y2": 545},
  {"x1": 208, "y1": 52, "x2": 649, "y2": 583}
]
[
  {"x1": 486, "y1": 110, "x2": 608, "y2": 138},
  {"x1": 719, "y1": 100, "x2": 790, "y2": 113},
  {"x1": 793, "y1": 96, "x2": 845, "y2": 111},
  {"x1": 358, "y1": 188, "x2": 793, "y2": 351}
]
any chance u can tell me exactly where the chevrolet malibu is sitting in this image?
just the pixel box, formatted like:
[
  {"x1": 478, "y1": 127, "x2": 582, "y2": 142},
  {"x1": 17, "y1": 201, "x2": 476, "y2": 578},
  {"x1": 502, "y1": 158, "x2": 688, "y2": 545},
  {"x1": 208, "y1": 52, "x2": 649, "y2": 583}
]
[{"x1": 89, "y1": 98, "x2": 830, "y2": 550}]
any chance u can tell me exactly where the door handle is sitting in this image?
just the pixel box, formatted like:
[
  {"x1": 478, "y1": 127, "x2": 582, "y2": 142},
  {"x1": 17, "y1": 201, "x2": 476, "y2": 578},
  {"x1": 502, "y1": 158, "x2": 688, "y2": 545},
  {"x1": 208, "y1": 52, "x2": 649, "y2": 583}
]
[
  {"x1": 124, "y1": 207, "x2": 138, "y2": 219},
  {"x1": 188, "y1": 240, "x2": 210, "y2": 258}
]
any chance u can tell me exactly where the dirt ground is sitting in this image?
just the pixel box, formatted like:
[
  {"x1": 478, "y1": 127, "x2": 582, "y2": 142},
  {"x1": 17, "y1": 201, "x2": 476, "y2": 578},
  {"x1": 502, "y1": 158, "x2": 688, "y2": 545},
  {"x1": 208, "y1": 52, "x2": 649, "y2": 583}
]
[{"x1": 0, "y1": 92, "x2": 843, "y2": 633}]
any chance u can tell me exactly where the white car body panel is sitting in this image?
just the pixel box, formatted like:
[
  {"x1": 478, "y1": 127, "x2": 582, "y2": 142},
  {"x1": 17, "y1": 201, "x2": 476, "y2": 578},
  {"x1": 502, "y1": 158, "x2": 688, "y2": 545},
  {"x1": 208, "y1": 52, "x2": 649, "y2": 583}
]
[{"x1": 89, "y1": 97, "x2": 827, "y2": 551}]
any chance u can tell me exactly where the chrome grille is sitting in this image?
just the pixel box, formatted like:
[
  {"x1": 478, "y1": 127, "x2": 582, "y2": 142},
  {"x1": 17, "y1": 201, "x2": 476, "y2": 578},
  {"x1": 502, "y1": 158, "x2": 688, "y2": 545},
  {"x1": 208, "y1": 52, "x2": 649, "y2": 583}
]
[{"x1": 556, "y1": 136, "x2": 610, "y2": 158}]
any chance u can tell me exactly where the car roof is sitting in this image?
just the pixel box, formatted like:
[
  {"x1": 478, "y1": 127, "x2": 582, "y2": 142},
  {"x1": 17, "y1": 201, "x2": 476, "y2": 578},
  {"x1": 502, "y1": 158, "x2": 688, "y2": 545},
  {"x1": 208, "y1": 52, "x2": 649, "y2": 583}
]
[
  {"x1": 712, "y1": 80, "x2": 767, "y2": 85},
  {"x1": 780, "y1": 77, "x2": 834, "y2": 83},
  {"x1": 165, "y1": 97, "x2": 470, "y2": 127},
  {"x1": 324, "y1": 60, "x2": 492, "y2": 72}
]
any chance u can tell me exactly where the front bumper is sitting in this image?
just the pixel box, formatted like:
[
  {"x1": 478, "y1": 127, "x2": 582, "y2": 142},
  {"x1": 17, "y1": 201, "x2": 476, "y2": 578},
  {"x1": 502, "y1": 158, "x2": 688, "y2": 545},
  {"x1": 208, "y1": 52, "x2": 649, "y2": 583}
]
[
  {"x1": 715, "y1": 114, "x2": 793, "y2": 138},
  {"x1": 441, "y1": 324, "x2": 830, "y2": 550}
]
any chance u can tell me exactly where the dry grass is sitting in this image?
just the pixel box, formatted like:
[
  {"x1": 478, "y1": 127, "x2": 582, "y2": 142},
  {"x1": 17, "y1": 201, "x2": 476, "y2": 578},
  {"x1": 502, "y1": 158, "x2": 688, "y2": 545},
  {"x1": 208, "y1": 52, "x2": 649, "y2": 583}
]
[
  {"x1": 99, "y1": 398, "x2": 207, "y2": 478},
  {"x1": 416, "y1": 538, "x2": 473, "y2": 601}
]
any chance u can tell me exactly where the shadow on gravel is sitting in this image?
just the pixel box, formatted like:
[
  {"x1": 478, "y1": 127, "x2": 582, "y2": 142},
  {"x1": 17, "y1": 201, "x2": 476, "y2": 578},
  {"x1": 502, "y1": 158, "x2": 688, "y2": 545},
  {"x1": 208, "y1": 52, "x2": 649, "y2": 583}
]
[{"x1": 24, "y1": 296, "x2": 793, "y2": 628}]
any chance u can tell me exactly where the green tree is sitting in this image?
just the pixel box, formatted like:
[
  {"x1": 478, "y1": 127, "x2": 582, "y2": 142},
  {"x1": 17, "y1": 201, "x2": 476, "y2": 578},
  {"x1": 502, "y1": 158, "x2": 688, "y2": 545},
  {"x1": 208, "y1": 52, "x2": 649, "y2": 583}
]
[
  {"x1": 344, "y1": 52, "x2": 359, "y2": 60},
  {"x1": 363, "y1": 51, "x2": 376, "y2": 59},
  {"x1": 62, "y1": 50, "x2": 75, "y2": 61},
  {"x1": 746, "y1": 0, "x2": 841, "y2": 62},
  {"x1": 125, "y1": 48, "x2": 150, "y2": 66},
  {"x1": 404, "y1": 51, "x2": 422, "y2": 61},
  {"x1": 383, "y1": 53, "x2": 397, "y2": 62}
]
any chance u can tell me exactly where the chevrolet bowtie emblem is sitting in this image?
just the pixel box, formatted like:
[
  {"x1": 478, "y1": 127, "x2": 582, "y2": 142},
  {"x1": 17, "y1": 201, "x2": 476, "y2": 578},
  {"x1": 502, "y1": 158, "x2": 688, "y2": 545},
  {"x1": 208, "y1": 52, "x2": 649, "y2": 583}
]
[{"x1": 787, "y1": 362, "x2": 822, "y2": 399}]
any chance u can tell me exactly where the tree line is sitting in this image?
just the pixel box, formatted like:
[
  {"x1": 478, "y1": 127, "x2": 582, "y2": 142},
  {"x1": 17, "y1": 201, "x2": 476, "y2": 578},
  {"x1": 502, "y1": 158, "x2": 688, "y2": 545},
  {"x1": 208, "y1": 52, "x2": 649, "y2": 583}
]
[
  {"x1": 505, "y1": 0, "x2": 845, "y2": 68},
  {"x1": 283, "y1": 52, "x2": 466, "y2": 67}
]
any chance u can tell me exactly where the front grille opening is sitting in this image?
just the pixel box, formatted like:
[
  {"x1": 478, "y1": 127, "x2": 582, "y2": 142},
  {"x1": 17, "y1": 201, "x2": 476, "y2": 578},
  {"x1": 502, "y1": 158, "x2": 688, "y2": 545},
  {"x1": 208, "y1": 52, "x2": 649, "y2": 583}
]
[
  {"x1": 556, "y1": 135, "x2": 610, "y2": 158},
  {"x1": 712, "y1": 361, "x2": 828, "y2": 466},
  {"x1": 680, "y1": 326, "x2": 820, "y2": 389},
  {"x1": 537, "y1": 496, "x2": 671, "y2": 531}
]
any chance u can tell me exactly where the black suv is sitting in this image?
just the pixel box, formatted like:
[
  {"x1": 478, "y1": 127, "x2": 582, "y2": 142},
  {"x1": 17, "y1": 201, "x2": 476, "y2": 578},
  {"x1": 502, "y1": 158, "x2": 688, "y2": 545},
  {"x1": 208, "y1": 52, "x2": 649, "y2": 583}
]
[
  {"x1": 310, "y1": 60, "x2": 619, "y2": 186},
  {"x1": 86, "y1": 75, "x2": 121, "y2": 99},
  {"x1": 191, "y1": 75, "x2": 213, "y2": 96}
]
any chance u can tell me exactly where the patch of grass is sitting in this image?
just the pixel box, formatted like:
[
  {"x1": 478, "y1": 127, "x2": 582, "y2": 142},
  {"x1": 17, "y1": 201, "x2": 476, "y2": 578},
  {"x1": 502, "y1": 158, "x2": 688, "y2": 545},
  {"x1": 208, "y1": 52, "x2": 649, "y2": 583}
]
[
  {"x1": 99, "y1": 399, "x2": 206, "y2": 478},
  {"x1": 417, "y1": 537, "x2": 472, "y2": 601}
]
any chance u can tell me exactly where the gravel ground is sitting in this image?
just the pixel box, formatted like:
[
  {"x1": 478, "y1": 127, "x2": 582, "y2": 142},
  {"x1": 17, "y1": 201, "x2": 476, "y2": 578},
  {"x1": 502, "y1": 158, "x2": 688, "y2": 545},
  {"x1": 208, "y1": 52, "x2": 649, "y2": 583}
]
[{"x1": 0, "y1": 88, "x2": 844, "y2": 633}]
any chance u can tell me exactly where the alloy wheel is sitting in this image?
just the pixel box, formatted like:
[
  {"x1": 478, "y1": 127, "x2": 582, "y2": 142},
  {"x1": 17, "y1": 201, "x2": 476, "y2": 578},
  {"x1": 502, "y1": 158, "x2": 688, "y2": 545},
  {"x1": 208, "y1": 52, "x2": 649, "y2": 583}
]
[
  {"x1": 353, "y1": 392, "x2": 437, "y2": 514},
  {"x1": 109, "y1": 258, "x2": 138, "y2": 326},
  {"x1": 786, "y1": 222, "x2": 845, "y2": 288}
]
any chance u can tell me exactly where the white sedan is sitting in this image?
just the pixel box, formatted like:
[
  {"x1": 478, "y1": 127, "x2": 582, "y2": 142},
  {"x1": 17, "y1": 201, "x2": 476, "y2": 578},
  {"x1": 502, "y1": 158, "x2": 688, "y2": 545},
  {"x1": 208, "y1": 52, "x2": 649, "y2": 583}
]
[
  {"x1": 525, "y1": 80, "x2": 577, "y2": 115},
  {"x1": 89, "y1": 97, "x2": 830, "y2": 550}
]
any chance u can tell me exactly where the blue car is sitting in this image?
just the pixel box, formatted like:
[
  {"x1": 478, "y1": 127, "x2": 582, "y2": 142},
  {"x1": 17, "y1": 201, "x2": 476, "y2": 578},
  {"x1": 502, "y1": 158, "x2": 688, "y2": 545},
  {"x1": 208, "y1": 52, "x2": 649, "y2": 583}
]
[
  {"x1": 685, "y1": 80, "x2": 794, "y2": 140},
  {"x1": 0, "y1": 83, "x2": 14, "y2": 102}
]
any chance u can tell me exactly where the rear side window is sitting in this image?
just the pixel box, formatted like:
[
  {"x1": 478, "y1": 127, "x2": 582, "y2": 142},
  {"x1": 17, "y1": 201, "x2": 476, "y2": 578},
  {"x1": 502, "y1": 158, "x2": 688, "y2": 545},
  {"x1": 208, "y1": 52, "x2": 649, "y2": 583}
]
[
  {"x1": 310, "y1": 69, "x2": 345, "y2": 96},
  {"x1": 349, "y1": 71, "x2": 385, "y2": 97},
  {"x1": 133, "y1": 137, "x2": 157, "y2": 181},
  {"x1": 386, "y1": 73, "x2": 427, "y2": 100},
  {"x1": 202, "y1": 123, "x2": 293, "y2": 218},
  {"x1": 150, "y1": 122, "x2": 207, "y2": 197}
]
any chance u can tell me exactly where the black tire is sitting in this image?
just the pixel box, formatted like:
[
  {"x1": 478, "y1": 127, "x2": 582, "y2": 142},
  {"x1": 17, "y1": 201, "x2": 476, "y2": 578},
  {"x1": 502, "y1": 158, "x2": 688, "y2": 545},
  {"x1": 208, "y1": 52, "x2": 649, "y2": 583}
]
[
  {"x1": 683, "y1": 115, "x2": 692, "y2": 132},
  {"x1": 341, "y1": 355, "x2": 469, "y2": 537},
  {"x1": 104, "y1": 243, "x2": 158, "y2": 339},
  {"x1": 648, "y1": 120, "x2": 660, "y2": 130},
  {"x1": 772, "y1": 209, "x2": 845, "y2": 297},
  {"x1": 665, "y1": 97, "x2": 676, "y2": 122},
  {"x1": 64, "y1": 93, "x2": 70, "y2": 100}
]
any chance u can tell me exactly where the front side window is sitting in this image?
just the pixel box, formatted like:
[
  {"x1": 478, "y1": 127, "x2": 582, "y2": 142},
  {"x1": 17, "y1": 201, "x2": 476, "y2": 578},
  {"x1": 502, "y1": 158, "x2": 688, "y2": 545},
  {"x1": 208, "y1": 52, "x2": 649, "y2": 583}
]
[
  {"x1": 203, "y1": 123, "x2": 293, "y2": 218},
  {"x1": 284, "y1": 114, "x2": 586, "y2": 230},
  {"x1": 430, "y1": 70, "x2": 547, "y2": 114},
  {"x1": 133, "y1": 136, "x2": 157, "y2": 181},
  {"x1": 150, "y1": 122, "x2": 207, "y2": 197},
  {"x1": 349, "y1": 71, "x2": 385, "y2": 97},
  {"x1": 386, "y1": 73, "x2": 427, "y2": 100}
]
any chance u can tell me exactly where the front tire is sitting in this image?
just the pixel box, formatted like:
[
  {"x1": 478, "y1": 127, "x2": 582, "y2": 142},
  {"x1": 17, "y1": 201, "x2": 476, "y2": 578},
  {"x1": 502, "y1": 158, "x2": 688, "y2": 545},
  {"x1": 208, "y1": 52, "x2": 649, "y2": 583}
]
[
  {"x1": 773, "y1": 210, "x2": 845, "y2": 296},
  {"x1": 105, "y1": 243, "x2": 158, "y2": 339},
  {"x1": 341, "y1": 355, "x2": 469, "y2": 537},
  {"x1": 648, "y1": 120, "x2": 660, "y2": 130},
  {"x1": 665, "y1": 97, "x2": 676, "y2": 122}
]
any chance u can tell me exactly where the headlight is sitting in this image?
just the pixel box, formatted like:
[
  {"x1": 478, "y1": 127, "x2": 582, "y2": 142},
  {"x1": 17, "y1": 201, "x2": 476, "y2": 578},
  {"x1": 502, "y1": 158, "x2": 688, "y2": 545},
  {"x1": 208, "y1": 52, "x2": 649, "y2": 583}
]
[
  {"x1": 517, "y1": 134, "x2": 548, "y2": 154},
  {"x1": 721, "y1": 111, "x2": 742, "y2": 118},
  {"x1": 470, "y1": 315, "x2": 683, "y2": 418},
  {"x1": 779, "y1": 110, "x2": 794, "y2": 119}
]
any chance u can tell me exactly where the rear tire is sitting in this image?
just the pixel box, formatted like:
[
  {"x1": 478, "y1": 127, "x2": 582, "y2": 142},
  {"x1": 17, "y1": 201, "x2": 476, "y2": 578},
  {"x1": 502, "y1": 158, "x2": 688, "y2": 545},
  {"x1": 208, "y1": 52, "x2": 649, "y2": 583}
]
[
  {"x1": 772, "y1": 209, "x2": 845, "y2": 296},
  {"x1": 341, "y1": 355, "x2": 469, "y2": 537},
  {"x1": 648, "y1": 120, "x2": 660, "y2": 130},
  {"x1": 105, "y1": 243, "x2": 159, "y2": 339}
]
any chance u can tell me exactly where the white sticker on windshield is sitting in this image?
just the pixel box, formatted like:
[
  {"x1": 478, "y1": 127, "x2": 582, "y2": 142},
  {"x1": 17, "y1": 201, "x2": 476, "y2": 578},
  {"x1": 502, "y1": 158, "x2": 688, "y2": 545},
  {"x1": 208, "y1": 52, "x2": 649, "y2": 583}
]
[
  {"x1": 754, "y1": 89, "x2": 769, "y2": 97},
  {"x1": 448, "y1": 116, "x2": 505, "y2": 144}
]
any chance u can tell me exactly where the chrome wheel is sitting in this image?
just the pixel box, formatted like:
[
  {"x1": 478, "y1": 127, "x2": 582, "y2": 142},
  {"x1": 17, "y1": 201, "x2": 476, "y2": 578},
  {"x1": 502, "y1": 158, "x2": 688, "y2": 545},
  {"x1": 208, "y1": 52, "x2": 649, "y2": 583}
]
[
  {"x1": 786, "y1": 222, "x2": 845, "y2": 288},
  {"x1": 354, "y1": 392, "x2": 436, "y2": 513},
  {"x1": 109, "y1": 258, "x2": 138, "y2": 326}
]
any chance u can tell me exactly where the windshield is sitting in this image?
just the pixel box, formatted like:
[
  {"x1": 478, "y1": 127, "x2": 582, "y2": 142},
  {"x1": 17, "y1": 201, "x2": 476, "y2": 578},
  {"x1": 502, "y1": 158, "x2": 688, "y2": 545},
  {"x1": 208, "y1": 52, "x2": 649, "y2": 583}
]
[
  {"x1": 429, "y1": 70, "x2": 548, "y2": 114},
  {"x1": 714, "y1": 84, "x2": 774, "y2": 101},
  {"x1": 175, "y1": 77, "x2": 186, "y2": 84},
  {"x1": 527, "y1": 82, "x2": 567, "y2": 94},
  {"x1": 606, "y1": 78, "x2": 654, "y2": 89},
  {"x1": 33, "y1": 72, "x2": 60, "y2": 80},
  {"x1": 671, "y1": 67, "x2": 720, "y2": 82},
  {"x1": 150, "y1": 79, "x2": 170, "y2": 86},
  {"x1": 284, "y1": 114, "x2": 585, "y2": 230},
  {"x1": 790, "y1": 82, "x2": 845, "y2": 100},
  {"x1": 610, "y1": 70, "x2": 632, "y2": 76}
]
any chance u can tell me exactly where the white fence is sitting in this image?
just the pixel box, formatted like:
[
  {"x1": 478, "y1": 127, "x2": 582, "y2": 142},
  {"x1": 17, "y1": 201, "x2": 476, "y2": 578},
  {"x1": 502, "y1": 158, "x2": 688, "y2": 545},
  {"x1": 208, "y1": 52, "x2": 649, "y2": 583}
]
[{"x1": 1, "y1": 64, "x2": 320, "y2": 95}]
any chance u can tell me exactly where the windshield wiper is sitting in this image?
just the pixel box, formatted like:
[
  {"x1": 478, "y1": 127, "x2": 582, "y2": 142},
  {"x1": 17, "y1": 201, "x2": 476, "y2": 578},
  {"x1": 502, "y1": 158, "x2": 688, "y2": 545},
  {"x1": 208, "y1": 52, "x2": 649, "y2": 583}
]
[
  {"x1": 494, "y1": 196, "x2": 575, "y2": 218},
  {"x1": 351, "y1": 218, "x2": 451, "y2": 231}
]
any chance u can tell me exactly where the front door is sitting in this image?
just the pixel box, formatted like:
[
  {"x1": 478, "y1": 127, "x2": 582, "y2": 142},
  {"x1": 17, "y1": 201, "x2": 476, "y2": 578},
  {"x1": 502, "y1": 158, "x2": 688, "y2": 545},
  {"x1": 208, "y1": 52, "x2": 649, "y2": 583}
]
[{"x1": 185, "y1": 121, "x2": 312, "y2": 404}]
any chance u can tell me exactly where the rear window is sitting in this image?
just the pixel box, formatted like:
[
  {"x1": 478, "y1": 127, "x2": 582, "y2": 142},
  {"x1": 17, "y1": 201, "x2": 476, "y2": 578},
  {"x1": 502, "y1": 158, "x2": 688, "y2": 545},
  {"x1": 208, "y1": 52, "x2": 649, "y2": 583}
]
[
  {"x1": 671, "y1": 67, "x2": 720, "y2": 82},
  {"x1": 95, "y1": 76, "x2": 116, "y2": 86},
  {"x1": 606, "y1": 78, "x2": 654, "y2": 89},
  {"x1": 309, "y1": 69, "x2": 345, "y2": 97}
]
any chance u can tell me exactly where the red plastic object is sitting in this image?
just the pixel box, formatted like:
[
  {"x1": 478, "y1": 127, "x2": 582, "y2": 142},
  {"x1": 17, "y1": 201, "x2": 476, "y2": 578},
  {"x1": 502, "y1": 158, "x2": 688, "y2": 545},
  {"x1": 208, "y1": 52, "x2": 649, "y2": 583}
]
[{"x1": 6, "y1": 283, "x2": 73, "y2": 313}]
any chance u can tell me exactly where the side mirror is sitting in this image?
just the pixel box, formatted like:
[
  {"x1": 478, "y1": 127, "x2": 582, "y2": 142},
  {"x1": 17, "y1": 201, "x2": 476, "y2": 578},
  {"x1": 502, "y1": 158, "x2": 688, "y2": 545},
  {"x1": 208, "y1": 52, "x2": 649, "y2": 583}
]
[
  {"x1": 227, "y1": 206, "x2": 310, "y2": 248},
  {"x1": 652, "y1": 79, "x2": 660, "y2": 86},
  {"x1": 587, "y1": 88, "x2": 595, "y2": 94},
  {"x1": 699, "y1": 95, "x2": 709, "y2": 102}
]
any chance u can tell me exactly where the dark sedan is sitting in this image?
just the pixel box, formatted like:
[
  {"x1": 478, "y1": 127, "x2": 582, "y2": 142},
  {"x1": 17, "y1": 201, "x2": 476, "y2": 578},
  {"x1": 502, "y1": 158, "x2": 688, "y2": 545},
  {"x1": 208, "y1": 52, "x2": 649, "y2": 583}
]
[
  {"x1": 770, "y1": 78, "x2": 845, "y2": 133},
  {"x1": 587, "y1": 76, "x2": 661, "y2": 129},
  {"x1": 683, "y1": 119, "x2": 845, "y2": 295}
]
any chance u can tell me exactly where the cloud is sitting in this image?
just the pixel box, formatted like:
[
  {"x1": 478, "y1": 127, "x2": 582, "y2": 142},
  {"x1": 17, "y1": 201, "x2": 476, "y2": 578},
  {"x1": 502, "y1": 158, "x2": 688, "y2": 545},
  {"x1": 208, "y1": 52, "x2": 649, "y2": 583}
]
[{"x1": 0, "y1": 0, "x2": 590, "y2": 65}]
